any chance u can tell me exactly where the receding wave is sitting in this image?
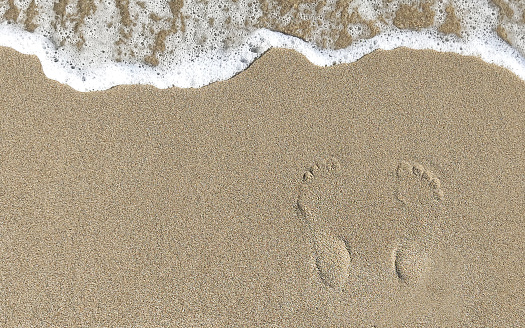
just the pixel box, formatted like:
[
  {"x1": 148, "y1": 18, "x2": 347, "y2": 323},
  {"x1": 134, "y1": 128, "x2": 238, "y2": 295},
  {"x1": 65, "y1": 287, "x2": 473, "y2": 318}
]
[{"x1": 0, "y1": 0, "x2": 524, "y2": 91}]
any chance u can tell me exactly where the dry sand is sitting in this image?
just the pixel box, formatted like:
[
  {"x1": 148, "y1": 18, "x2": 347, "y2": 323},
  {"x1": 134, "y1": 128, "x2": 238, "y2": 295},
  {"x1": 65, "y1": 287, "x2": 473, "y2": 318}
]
[{"x1": 0, "y1": 46, "x2": 524, "y2": 327}]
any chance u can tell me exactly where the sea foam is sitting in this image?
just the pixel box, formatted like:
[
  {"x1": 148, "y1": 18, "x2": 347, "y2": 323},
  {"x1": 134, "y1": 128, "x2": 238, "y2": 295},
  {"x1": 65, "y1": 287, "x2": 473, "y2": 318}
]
[{"x1": 0, "y1": 0, "x2": 524, "y2": 91}]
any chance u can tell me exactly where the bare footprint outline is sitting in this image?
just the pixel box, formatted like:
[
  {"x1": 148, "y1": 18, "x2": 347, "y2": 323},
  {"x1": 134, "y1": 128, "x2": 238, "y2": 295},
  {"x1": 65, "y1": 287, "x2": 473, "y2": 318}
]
[
  {"x1": 392, "y1": 160, "x2": 445, "y2": 285},
  {"x1": 296, "y1": 157, "x2": 352, "y2": 289},
  {"x1": 394, "y1": 160, "x2": 444, "y2": 206}
]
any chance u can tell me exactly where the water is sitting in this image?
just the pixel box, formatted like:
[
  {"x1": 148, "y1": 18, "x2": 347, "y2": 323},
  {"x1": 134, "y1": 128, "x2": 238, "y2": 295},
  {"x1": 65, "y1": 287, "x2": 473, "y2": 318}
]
[{"x1": 0, "y1": 0, "x2": 524, "y2": 91}]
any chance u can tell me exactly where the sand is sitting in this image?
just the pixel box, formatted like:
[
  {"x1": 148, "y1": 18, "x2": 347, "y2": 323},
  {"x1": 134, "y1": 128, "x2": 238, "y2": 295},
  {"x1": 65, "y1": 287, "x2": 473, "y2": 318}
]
[{"x1": 0, "y1": 46, "x2": 524, "y2": 327}]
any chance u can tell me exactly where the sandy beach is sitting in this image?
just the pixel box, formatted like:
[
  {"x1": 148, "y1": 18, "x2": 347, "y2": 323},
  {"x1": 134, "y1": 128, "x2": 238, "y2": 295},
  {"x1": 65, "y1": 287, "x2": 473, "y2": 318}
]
[{"x1": 0, "y1": 45, "x2": 524, "y2": 326}]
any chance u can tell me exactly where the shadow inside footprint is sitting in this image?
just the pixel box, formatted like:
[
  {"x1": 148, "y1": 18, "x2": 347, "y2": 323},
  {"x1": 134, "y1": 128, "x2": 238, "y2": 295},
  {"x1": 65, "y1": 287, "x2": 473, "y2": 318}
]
[
  {"x1": 393, "y1": 240, "x2": 431, "y2": 285},
  {"x1": 313, "y1": 230, "x2": 351, "y2": 289}
]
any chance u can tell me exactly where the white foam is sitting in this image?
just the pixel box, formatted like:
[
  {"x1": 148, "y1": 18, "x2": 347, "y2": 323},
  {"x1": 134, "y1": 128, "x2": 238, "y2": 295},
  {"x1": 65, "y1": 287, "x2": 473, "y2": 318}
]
[{"x1": 0, "y1": 0, "x2": 524, "y2": 91}]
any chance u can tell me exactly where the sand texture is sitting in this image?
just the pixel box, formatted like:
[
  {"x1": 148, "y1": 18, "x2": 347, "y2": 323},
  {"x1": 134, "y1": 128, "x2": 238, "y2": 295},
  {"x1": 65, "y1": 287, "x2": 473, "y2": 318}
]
[{"x1": 0, "y1": 46, "x2": 524, "y2": 327}]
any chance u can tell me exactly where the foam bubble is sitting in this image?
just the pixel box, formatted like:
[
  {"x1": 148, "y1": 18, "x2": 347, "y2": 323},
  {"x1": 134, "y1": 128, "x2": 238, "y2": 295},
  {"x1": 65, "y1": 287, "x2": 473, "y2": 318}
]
[{"x1": 0, "y1": 0, "x2": 524, "y2": 91}]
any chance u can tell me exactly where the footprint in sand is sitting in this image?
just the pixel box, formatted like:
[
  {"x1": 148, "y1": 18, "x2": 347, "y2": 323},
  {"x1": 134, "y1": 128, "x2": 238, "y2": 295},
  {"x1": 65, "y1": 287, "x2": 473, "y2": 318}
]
[
  {"x1": 296, "y1": 158, "x2": 445, "y2": 289},
  {"x1": 392, "y1": 237, "x2": 431, "y2": 285},
  {"x1": 395, "y1": 160, "x2": 444, "y2": 206},
  {"x1": 392, "y1": 160, "x2": 445, "y2": 285},
  {"x1": 297, "y1": 157, "x2": 352, "y2": 289}
]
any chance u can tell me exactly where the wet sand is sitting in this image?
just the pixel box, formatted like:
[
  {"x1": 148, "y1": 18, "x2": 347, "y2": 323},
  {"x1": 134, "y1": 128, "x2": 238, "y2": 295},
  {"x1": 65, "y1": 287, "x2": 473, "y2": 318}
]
[{"x1": 0, "y1": 46, "x2": 524, "y2": 326}]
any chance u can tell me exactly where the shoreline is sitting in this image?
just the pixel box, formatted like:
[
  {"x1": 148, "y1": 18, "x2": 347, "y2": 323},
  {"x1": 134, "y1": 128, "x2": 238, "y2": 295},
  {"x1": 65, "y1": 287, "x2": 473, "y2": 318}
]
[
  {"x1": 2, "y1": 27, "x2": 525, "y2": 91},
  {"x1": 2, "y1": 0, "x2": 525, "y2": 91}
]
